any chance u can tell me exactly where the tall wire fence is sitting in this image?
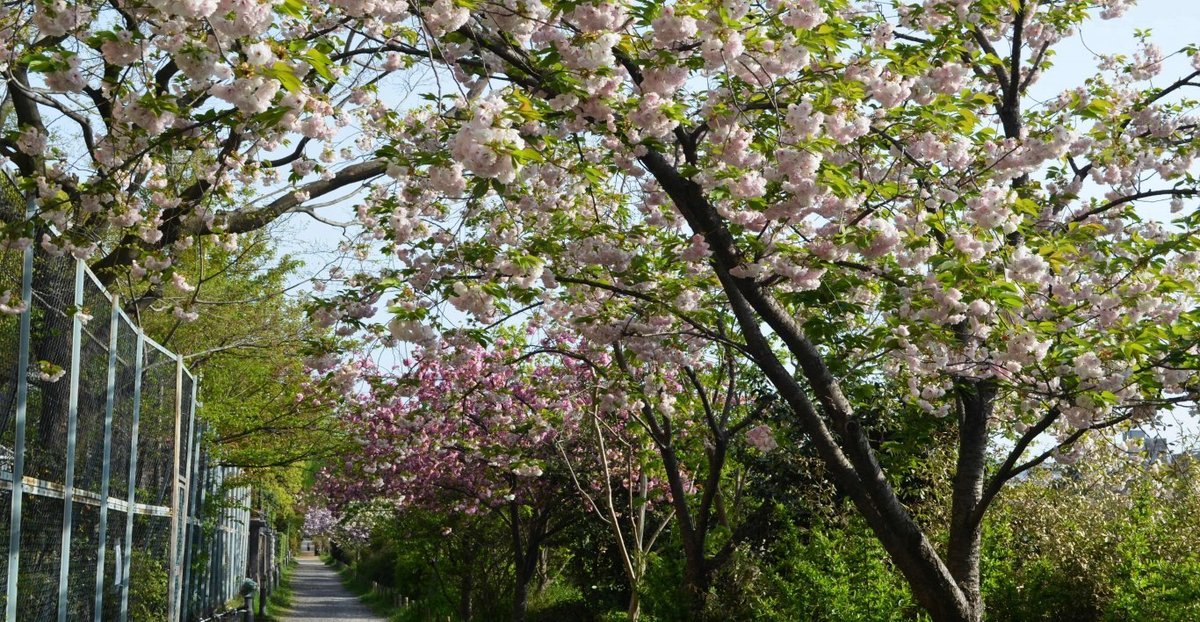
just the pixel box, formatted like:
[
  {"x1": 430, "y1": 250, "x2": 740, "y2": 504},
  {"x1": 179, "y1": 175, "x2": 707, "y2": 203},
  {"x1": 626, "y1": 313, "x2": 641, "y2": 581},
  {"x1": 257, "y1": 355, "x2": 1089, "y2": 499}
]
[{"x1": 0, "y1": 177, "x2": 250, "y2": 621}]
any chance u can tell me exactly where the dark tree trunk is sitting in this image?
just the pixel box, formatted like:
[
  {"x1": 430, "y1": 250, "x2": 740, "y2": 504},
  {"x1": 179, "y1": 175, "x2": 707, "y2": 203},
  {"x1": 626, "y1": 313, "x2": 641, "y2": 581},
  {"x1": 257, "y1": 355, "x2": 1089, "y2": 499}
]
[
  {"x1": 507, "y1": 501, "x2": 549, "y2": 622},
  {"x1": 659, "y1": 441, "x2": 715, "y2": 619},
  {"x1": 946, "y1": 380, "x2": 997, "y2": 621},
  {"x1": 29, "y1": 252, "x2": 77, "y2": 477},
  {"x1": 458, "y1": 569, "x2": 473, "y2": 621},
  {"x1": 511, "y1": 558, "x2": 534, "y2": 622},
  {"x1": 681, "y1": 564, "x2": 712, "y2": 619}
]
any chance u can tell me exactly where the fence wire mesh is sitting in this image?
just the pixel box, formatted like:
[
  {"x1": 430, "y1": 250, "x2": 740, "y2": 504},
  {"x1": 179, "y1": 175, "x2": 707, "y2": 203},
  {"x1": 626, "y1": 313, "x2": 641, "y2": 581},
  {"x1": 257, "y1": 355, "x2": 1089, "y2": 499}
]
[
  {"x1": 19, "y1": 249, "x2": 74, "y2": 622},
  {"x1": 0, "y1": 175, "x2": 251, "y2": 621}
]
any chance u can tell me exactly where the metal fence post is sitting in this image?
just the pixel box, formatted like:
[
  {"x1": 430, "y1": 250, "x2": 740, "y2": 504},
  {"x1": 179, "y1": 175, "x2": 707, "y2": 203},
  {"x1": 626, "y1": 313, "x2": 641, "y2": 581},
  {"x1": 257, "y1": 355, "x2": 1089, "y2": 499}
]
[
  {"x1": 5, "y1": 194, "x2": 35, "y2": 622},
  {"x1": 236, "y1": 487, "x2": 243, "y2": 597},
  {"x1": 57, "y1": 258, "x2": 86, "y2": 622},
  {"x1": 237, "y1": 485, "x2": 245, "y2": 597},
  {"x1": 119, "y1": 333, "x2": 144, "y2": 622},
  {"x1": 217, "y1": 475, "x2": 225, "y2": 602},
  {"x1": 220, "y1": 470, "x2": 229, "y2": 602},
  {"x1": 212, "y1": 466, "x2": 223, "y2": 612},
  {"x1": 177, "y1": 375, "x2": 197, "y2": 619},
  {"x1": 242, "y1": 486, "x2": 250, "y2": 594},
  {"x1": 93, "y1": 294, "x2": 121, "y2": 620},
  {"x1": 193, "y1": 448, "x2": 210, "y2": 616},
  {"x1": 203, "y1": 468, "x2": 213, "y2": 615},
  {"x1": 181, "y1": 416, "x2": 202, "y2": 618},
  {"x1": 166, "y1": 353, "x2": 184, "y2": 622},
  {"x1": 213, "y1": 468, "x2": 219, "y2": 612}
]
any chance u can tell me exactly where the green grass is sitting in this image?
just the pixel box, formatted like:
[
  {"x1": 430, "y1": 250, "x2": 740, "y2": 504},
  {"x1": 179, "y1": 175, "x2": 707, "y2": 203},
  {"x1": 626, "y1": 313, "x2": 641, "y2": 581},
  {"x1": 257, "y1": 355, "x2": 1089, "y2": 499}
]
[{"x1": 258, "y1": 560, "x2": 298, "y2": 621}]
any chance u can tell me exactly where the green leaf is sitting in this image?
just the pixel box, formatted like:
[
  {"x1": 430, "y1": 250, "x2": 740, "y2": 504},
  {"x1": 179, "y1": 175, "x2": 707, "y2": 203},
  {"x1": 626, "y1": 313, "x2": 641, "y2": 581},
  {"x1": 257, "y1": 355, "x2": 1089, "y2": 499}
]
[
  {"x1": 511, "y1": 91, "x2": 543, "y2": 121},
  {"x1": 278, "y1": 0, "x2": 306, "y2": 18},
  {"x1": 1081, "y1": 98, "x2": 1113, "y2": 121},
  {"x1": 267, "y1": 61, "x2": 303, "y2": 93},
  {"x1": 511, "y1": 147, "x2": 542, "y2": 164},
  {"x1": 304, "y1": 48, "x2": 334, "y2": 81}
]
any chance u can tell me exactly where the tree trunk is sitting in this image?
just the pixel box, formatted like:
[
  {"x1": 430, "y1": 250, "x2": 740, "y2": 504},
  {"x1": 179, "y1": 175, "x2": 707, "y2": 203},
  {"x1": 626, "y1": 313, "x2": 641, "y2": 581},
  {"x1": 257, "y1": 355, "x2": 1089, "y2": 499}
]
[
  {"x1": 627, "y1": 587, "x2": 641, "y2": 622},
  {"x1": 507, "y1": 501, "x2": 549, "y2": 622},
  {"x1": 29, "y1": 252, "x2": 77, "y2": 477},
  {"x1": 458, "y1": 568, "x2": 473, "y2": 621},
  {"x1": 658, "y1": 442, "x2": 713, "y2": 618},
  {"x1": 946, "y1": 380, "x2": 997, "y2": 621},
  {"x1": 682, "y1": 563, "x2": 712, "y2": 620},
  {"x1": 511, "y1": 559, "x2": 534, "y2": 622}
]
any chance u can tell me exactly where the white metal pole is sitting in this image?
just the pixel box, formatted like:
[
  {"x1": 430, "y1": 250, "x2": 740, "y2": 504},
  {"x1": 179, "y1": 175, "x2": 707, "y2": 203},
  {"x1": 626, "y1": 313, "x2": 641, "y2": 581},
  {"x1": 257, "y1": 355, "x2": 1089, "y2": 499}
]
[
  {"x1": 5, "y1": 193, "x2": 36, "y2": 621},
  {"x1": 93, "y1": 293, "x2": 121, "y2": 620},
  {"x1": 166, "y1": 353, "x2": 184, "y2": 622},
  {"x1": 119, "y1": 333, "x2": 144, "y2": 622},
  {"x1": 56, "y1": 259, "x2": 86, "y2": 622}
]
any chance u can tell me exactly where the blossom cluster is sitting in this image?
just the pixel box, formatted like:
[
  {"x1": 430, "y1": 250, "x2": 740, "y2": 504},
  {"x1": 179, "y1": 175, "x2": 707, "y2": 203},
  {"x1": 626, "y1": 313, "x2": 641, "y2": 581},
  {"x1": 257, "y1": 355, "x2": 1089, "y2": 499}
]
[{"x1": 6, "y1": 0, "x2": 1198, "y2": 499}]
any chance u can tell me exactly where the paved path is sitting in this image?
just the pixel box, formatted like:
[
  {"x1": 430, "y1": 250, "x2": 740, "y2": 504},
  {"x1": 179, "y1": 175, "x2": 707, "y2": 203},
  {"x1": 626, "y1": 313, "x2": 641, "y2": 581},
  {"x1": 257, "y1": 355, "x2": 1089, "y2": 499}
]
[{"x1": 280, "y1": 555, "x2": 386, "y2": 621}]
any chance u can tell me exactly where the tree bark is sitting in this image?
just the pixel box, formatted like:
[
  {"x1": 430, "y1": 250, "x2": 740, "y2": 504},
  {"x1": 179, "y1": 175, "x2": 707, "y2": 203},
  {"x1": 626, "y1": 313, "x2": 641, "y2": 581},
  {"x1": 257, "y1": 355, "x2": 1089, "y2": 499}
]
[
  {"x1": 508, "y1": 501, "x2": 548, "y2": 622},
  {"x1": 627, "y1": 585, "x2": 641, "y2": 622},
  {"x1": 458, "y1": 568, "x2": 473, "y2": 621},
  {"x1": 29, "y1": 253, "x2": 76, "y2": 476},
  {"x1": 511, "y1": 563, "x2": 532, "y2": 622},
  {"x1": 658, "y1": 441, "x2": 713, "y2": 618},
  {"x1": 946, "y1": 380, "x2": 997, "y2": 620}
]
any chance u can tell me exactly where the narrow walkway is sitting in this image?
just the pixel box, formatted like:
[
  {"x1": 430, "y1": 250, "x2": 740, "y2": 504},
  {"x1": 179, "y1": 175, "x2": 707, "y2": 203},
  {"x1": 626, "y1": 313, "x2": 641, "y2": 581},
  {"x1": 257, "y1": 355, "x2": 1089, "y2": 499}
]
[{"x1": 281, "y1": 554, "x2": 386, "y2": 621}]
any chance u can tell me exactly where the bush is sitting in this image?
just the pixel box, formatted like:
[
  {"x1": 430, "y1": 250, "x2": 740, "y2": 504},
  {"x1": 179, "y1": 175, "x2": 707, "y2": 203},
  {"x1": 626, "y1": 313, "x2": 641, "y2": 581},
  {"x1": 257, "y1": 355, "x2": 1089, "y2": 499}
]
[
  {"x1": 127, "y1": 549, "x2": 169, "y2": 622},
  {"x1": 746, "y1": 514, "x2": 926, "y2": 622},
  {"x1": 983, "y1": 457, "x2": 1200, "y2": 622}
]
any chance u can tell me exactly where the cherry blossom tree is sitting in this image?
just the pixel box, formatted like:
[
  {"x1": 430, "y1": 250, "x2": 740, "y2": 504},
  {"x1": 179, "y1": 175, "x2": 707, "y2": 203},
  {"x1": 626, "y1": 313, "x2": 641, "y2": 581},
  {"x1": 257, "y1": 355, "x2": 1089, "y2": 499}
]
[
  {"x1": 0, "y1": 0, "x2": 418, "y2": 296},
  {"x1": 0, "y1": 0, "x2": 420, "y2": 458},
  {"x1": 302, "y1": 504, "x2": 337, "y2": 538},
  {"x1": 8, "y1": 0, "x2": 1200, "y2": 620},
  {"x1": 318, "y1": 340, "x2": 598, "y2": 621},
  {"x1": 310, "y1": 1, "x2": 1199, "y2": 620},
  {"x1": 317, "y1": 331, "x2": 774, "y2": 620},
  {"x1": 604, "y1": 340, "x2": 777, "y2": 616},
  {"x1": 560, "y1": 418, "x2": 673, "y2": 622}
]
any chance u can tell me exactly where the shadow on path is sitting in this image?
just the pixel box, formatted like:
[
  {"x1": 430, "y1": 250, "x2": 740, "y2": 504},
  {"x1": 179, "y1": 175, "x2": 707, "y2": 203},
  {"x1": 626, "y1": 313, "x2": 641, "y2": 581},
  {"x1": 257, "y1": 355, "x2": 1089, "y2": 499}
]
[{"x1": 281, "y1": 554, "x2": 387, "y2": 621}]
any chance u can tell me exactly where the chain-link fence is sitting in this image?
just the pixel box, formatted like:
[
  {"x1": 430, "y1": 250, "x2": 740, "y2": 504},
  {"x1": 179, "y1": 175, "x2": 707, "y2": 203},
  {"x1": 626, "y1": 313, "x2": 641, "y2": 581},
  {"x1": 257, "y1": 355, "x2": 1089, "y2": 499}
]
[{"x1": 0, "y1": 178, "x2": 250, "y2": 621}]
